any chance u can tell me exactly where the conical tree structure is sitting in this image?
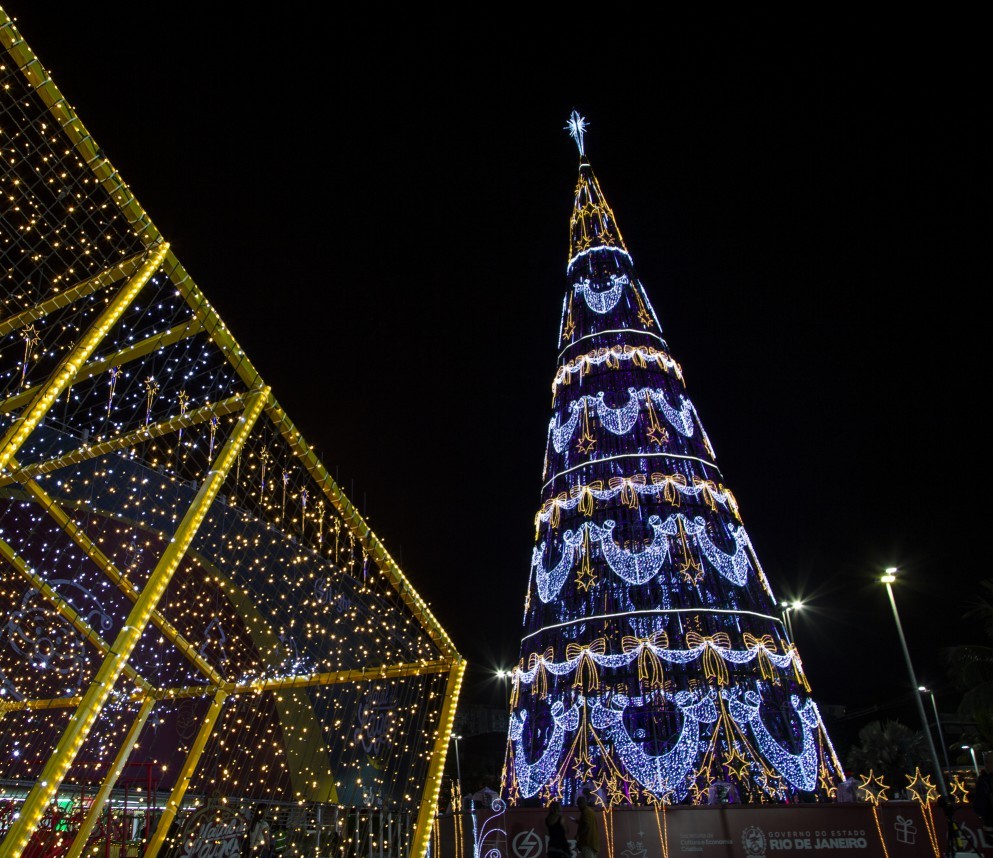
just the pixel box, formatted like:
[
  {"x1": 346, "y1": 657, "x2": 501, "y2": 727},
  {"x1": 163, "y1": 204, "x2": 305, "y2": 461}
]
[{"x1": 502, "y1": 114, "x2": 843, "y2": 807}]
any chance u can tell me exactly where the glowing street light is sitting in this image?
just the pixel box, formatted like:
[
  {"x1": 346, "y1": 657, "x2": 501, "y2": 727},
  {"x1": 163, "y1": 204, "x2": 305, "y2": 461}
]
[
  {"x1": 881, "y1": 567, "x2": 948, "y2": 798},
  {"x1": 780, "y1": 600, "x2": 803, "y2": 642},
  {"x1": 962, "y1": 744, "x2": 980, "y2": 776}
]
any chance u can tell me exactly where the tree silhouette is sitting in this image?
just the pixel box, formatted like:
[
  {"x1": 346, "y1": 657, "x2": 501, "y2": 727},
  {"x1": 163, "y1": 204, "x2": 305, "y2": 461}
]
[
  {"x1": 846, "y1": 720, "x2": 927, "y2": 787},
  {"x1": 947, "y1": 578, "x2": 993, "y2": 748}
]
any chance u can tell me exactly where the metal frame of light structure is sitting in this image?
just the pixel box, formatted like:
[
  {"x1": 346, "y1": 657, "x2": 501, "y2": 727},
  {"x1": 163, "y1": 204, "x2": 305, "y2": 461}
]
[
  {"x1": 0, "y1": 13, "x2": 465, "y2": 858},
  {"x1": 880, "y1": 567, "x2": 948, "y2": 798},
  {"x1": 452, "y1": 734, "x2": 463, "y2": 787}
]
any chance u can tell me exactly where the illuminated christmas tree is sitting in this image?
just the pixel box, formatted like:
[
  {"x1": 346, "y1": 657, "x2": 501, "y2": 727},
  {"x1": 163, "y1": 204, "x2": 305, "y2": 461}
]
[{"x1": 502, "y1": 113, "x2": 843, "y2": 806}]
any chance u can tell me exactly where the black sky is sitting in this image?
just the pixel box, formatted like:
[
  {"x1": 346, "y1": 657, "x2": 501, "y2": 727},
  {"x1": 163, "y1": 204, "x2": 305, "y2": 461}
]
[{"x1": 4, "y1": 6, "x2": 990, "y2": 744}]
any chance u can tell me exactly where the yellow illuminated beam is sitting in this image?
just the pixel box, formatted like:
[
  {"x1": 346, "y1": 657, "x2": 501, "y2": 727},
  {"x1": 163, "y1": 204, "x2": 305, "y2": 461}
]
[
  {"x1": 266, "y1": 399, "x2": 461, "y2": 661},
  {"x1": 6, "y1": 458, "x2": 229, "y2": 689},
  {"x1": 0, "y1": 392, "x2": 246, "y2": 488},
  {"x1": 0, "y1": 316, "x2": 207, "y2": 416},
  {"x1": 0, "y1": 249, "x2": 147, "y2": 338},
  {"x1": 0, "y1": 243, "x2": 169, "y2": 476},
  {"x1": 154, "y1": 658, "x2": 456, "y2": 700},
  {"x1": 411, "y1": 660, "x2": 466, "y2": 858},
  {"x1": 65, "y1": 696, "x2": 156, "y2": 858},
  {"x1": 0, "y1": 387, "x2": 267, "y2": 858},
  {"x1": 145, "y1": 690, "x2": 227, "y2": 858},
  {"x1": 0, "y1": 696, "x2": 85, "y2": 713},
  {"x1": 0, "y1": 535, "x2": 150, "y2": 693}
]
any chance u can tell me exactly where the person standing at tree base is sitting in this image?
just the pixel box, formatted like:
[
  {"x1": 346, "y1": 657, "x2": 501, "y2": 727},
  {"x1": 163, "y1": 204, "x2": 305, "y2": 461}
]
[
  {"x1": 972, "y1": 752, "x2": 993, "y2": 834},
  {"x1": 545, "y1": 801, "x2": 571, "y2": 858},
  {"x1": 575, "y1": 795, "x2": 600, "y2": 858}
]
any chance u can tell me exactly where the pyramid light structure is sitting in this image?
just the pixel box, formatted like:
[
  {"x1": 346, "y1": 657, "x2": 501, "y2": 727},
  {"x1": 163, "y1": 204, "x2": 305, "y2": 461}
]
[
  {"x1": 502, "y1": 113, "x2": 843, "y2": 806},
  {"x1": 0, "y1": 10, "x2": 462, "y2": 858}
]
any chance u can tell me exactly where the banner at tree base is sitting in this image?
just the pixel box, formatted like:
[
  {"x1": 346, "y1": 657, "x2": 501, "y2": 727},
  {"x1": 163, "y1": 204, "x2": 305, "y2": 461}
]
[{"x1": 432, "y1": 801, "x2": 990, "y2": 858}]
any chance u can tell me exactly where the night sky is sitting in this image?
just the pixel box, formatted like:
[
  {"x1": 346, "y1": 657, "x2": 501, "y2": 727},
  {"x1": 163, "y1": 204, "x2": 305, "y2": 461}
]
[{"x1": 4, "y1": 6, "x2": 990, "y2": 749}]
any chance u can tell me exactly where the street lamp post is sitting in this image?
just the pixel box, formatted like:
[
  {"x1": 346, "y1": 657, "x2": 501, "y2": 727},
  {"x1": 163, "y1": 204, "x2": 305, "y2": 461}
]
[
  {"x1": 962, "y1": 745, "x2": 980, "y2": 776},
  {"x1": 780, "y1": 600, "x2": 802, "y2": 642},
  {"x1": 918, "y1": 685, "x2": 952, "y2": 773},
  {"x1": 451, "y1": 733, "x2": 463, "y2": 788},
  {"x1": 881, "y1": 568, "x2": 948, "y2": 798}
]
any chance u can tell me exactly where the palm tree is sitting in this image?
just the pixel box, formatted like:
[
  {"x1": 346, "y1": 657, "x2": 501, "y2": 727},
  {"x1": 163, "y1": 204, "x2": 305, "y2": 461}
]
[
  {"x1": 947, "y1": 579, "x2": 993, "y2": 748},
  {"x1": 846, "y1": 720, "x2": 928, "y2": 787}
]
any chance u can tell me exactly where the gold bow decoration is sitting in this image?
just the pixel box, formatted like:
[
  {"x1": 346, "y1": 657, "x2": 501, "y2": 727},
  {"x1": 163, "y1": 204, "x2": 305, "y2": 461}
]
[
  {"x1": 538, "y1": 492, "x2": 569, "y2": 530},
  {"x1": 566, "y1": 638, "x2": 607, "y2": 691},
  {"x1": 743, "y1": 633, "x2": 779, "y2": 682},
  {"x1": 686, "y1": 632, "x2": 732, "y2": 685},
  {"x1": 693, "y1": 477, "x2": 719, "y2": 510},
  {"x1": 570, "y1": 481, "x2": 603, "y2": 517},
  {"x1": 622, "y1": 632, "x2": 670, "y2": 688},
  {"x1": 624, "y1": 344, "x2": 648, "y2": 368},
  {"x1": 652, "y1": 472, "x2": 686, "y2": 506},
  {"x1": 609, "y1": 474, "x2": 647, "y2": 509},
  {"x1": 526, "y1": 648, "x2": 556, "y2": 699}
]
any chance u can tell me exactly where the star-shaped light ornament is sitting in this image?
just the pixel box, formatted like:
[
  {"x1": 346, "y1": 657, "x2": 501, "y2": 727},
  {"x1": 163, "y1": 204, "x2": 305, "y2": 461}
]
[
  {"x1": 858, "y1": 771, "x2": 889, "y2": 805},
  {"x1": 905, "y1": 768, "x2": 938, "y2": 804},
  {"x1": 566, "y1": 110, "x2": 589, "y2": 156},
  {"x1": 726, "y1": 748, "x2": 752, "y2": 782},
  {"x1": 950, "y1": 775, "x2": 971, "y2": 803}
]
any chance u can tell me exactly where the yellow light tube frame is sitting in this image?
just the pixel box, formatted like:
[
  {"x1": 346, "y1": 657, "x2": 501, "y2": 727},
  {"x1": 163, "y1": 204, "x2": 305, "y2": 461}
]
[
  {"x1": 0, "y1": 387, "x2": 267, "y2": 858},
  {"x1": 0, "y1": 249, "x2": 147, "y2": 338},
  {"x1": 65, "y1": 696, "x2": 156, "y2": 858},
  {"x1": 411, "y1": 659, "x2": 466, "y2": 858},
  {"x1": 0, "y1": 392, "x2": 246, "y2": 488},
  {"x1": 0, "y1": 317, "x2": 207, "y2": 416},
  {"x1": 8, "y1": 464, "x2": 229, "y2": 690},
  {"x1": 0, "y1": 242, "x2": 168, "y2": 475},
  {"x1": 153, "y1": 657, "x2": 456, "y2": 700},
  {"x1": 144, "y1": 690, "x2": 227, "y2": 858},
  {"x1": 0, "y1": 534, "x2": 150, "y2": 693}
]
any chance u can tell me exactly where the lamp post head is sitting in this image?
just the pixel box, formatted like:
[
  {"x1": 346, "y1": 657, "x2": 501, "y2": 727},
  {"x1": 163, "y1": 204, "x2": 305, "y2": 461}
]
[
  {"x1": 918, "y1": 685, "x2": 928, "y2": 692},
  {"x1": 881, "y1": 568, "x2": 897, "y2": 584}
]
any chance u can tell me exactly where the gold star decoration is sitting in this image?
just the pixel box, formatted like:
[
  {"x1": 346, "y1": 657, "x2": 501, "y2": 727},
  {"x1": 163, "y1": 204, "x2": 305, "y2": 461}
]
[
  {"x1": 820, "y1": 766, "x2": 838, "y2": 799},
  {"x1": 646, "y1": 424, "x2": 669, "y2": 447},
  {"x1": 576, "y1": 433, "x2": 597, "y2": 454},
  {"x1": 858, "y1": 771, "x2": 889, "y2": 805},
  {"x1": 905, "y1": 768, "x2": 939, "y2": 804},
  {"x1": 950, "y1": 775, "x2": 971, "y2": 804}
]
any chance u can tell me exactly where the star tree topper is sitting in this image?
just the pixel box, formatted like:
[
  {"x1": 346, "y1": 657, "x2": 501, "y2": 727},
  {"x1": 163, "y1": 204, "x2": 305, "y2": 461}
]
[{"x1": 566, "y1": 110, "x2": 589, "y2": 156}]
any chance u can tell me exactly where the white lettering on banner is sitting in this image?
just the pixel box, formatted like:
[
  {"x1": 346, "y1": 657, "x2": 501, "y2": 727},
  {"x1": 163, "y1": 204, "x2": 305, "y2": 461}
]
[
  {"x1": 512, "y1": 828, "x2": 543, "y2": 858},
  {"x1": 680, "y1": 832, "x2": 733, "y2": 853},
  {"x1": 742, "y1": 825, "x2": 869, "y2": 854}
]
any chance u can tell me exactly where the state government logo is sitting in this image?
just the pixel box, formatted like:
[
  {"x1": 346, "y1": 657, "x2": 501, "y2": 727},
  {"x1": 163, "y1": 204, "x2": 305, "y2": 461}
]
[{"x1": 742, "y1": 825, "x2": 767, "y2": 857}]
